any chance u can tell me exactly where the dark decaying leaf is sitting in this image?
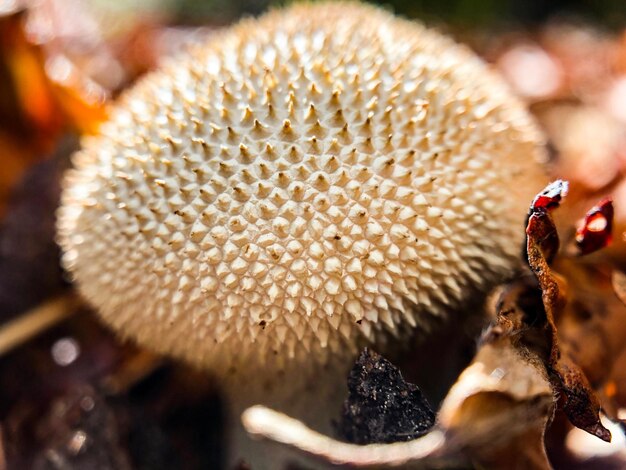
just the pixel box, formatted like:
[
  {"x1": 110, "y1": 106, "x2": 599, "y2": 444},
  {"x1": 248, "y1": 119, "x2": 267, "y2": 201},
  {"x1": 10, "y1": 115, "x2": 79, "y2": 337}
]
[{"x1": 338, "y1": 348, "x2": 435, "y2": 445}]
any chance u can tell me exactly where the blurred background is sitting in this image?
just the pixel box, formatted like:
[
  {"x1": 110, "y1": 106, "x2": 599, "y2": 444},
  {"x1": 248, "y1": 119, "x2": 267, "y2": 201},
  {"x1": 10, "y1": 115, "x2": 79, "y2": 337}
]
[
  {"x1": 1, "y1": 0, "x2": 626, "y2": 469},
  {"x1": 88, "y1": 0, "x2": 626, "y2": 28}
]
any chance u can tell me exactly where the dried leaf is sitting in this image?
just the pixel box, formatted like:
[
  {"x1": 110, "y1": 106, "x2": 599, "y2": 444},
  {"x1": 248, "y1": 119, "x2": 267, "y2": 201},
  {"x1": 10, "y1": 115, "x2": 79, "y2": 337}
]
[
  {"x1": 526, "y1": 180, "x2": 611, "y2": 442},
  {"x1": 552, "y1": 356, "x2": 611, "y2": 441},
  {"x1": 437, "y1": 337, "x2": 553, "y2": 470},
  {"x1": 575, "y1": 198, "x2": 614, "y2": 255}
]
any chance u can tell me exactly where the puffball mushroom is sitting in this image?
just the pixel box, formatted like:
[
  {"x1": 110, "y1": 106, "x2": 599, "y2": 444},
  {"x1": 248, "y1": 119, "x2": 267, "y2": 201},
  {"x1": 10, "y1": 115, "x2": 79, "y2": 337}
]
[{"x1": 58, "y1": 0, "x2": 545, "y2": 410}]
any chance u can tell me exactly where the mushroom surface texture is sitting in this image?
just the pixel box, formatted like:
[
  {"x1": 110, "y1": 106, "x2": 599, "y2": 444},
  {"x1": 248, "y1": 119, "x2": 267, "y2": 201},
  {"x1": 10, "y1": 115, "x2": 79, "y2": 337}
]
[{"x1": 57, "y1": 2, "x2": 546, "y2": 377}]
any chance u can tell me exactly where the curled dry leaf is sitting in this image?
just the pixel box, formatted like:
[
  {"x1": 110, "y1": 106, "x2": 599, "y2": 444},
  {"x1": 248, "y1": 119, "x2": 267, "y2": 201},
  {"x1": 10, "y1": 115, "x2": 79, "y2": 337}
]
[
  {"x1": 552, "y1": 356, "x2": 611, "y2": 441},
  {"x1": 437, "y1": 333, "x2": 554, "y2": 469},
  {"x1": 527, "y1": 180, "x2": 611, "y2": 441}
]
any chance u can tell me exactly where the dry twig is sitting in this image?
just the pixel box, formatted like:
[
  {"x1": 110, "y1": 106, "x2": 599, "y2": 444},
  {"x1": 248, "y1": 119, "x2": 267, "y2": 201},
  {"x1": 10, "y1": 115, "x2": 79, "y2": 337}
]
[{"x1": 0, "y1": 293, "x2": 80, "y2": 356}]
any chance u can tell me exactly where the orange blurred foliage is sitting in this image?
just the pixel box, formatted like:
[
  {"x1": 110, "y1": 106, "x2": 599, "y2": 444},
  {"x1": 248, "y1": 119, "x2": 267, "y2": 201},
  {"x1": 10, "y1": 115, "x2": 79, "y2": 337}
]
[{"x1": 0, "y1": 6, "x2": 108, "y2": 216}]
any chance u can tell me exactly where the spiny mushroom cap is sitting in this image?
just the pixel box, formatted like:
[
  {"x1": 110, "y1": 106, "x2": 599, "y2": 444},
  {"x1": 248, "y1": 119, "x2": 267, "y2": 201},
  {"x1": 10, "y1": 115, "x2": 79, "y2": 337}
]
[{"x1": 58, "y1": 2, "x2": 546, "y2": 374}]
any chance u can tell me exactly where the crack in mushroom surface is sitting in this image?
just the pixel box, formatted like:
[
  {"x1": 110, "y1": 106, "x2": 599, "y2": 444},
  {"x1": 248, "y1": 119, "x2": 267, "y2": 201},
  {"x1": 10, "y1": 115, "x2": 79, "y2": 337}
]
[{"x1": 57, "y1": 2, "x2": 547, "y2": 375}]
